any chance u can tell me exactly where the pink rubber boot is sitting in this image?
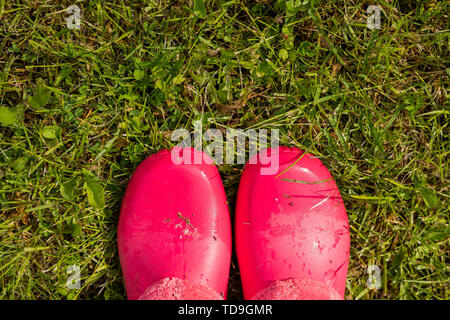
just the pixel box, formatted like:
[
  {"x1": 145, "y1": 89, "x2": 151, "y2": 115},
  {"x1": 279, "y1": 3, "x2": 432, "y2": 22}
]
[
  {"x1": 118, "y1": 147, "x2": 232, "y2": 300},
  {"x1": 235, "y1": 146, "x2": 350, "y2": 300}
]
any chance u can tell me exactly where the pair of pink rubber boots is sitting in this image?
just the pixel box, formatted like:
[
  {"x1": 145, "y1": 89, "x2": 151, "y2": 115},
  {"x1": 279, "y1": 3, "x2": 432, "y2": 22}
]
[{"x1": 118, "y1": 146, "x2": 350, "y2": 300}]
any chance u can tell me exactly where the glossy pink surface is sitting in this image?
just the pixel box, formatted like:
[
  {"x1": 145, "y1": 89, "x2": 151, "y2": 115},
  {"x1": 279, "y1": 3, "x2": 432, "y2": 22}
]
[
  {"x1": 235, "y1": 146, "x2": 350, "y2": 300},
  {"x1": 118, "y1": 147, "x2": 232, "y2": 300}
]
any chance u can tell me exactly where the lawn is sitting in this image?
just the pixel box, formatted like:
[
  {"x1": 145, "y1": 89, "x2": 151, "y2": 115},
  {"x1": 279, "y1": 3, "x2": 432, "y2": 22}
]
[{"x1": 0, "y1": 0, "x2": 448, "y2": 300}]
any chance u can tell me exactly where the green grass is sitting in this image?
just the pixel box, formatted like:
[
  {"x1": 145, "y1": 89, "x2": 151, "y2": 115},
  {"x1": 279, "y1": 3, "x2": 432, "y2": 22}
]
[{"x1": 0, "y1": 0, "x2": 448, "y2": 300}]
